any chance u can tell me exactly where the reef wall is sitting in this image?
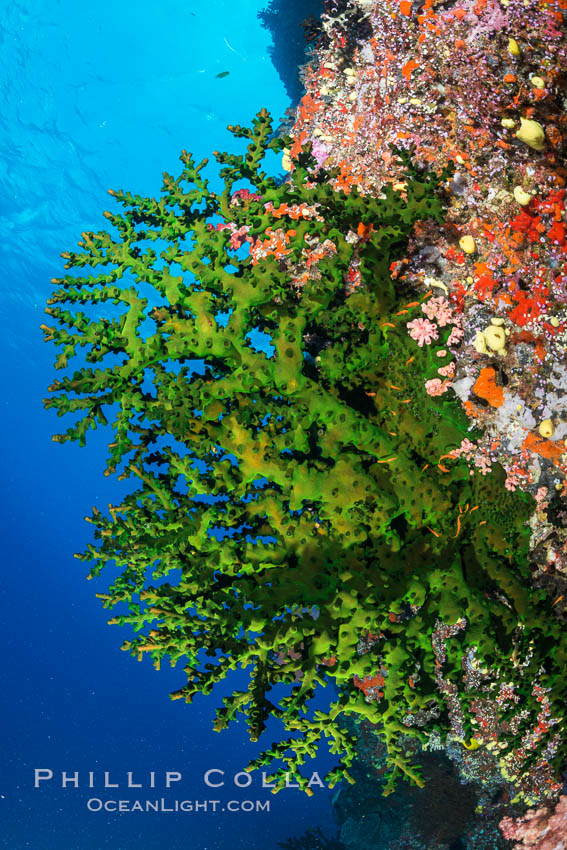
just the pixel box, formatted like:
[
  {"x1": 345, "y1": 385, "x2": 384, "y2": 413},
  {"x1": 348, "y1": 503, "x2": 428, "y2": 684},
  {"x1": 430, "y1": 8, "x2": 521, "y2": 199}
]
[{"x1": 43, "y1": 0, "x2": 567, "y2": 845}]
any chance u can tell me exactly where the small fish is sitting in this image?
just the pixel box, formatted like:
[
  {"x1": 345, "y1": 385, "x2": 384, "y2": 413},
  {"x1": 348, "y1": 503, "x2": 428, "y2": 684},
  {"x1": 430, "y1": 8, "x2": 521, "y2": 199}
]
[{"x1": 216, "y1": 71, "x2": 230, "y2": 78}]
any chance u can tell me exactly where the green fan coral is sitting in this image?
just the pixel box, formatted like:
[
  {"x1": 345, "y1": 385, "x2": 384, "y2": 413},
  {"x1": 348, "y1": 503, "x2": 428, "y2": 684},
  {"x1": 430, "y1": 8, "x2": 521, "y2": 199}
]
[{"x1": 43, "y1": 110, "x2": 567, "y2": 795}]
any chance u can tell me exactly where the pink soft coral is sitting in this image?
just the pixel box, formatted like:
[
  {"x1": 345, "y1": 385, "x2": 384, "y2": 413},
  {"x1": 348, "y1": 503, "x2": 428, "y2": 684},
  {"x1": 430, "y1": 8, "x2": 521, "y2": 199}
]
[
  {"x1": 447, "y1": 324, "x2": 465, "y2": 346},
  {"x1": 422, "y1": 297, "x2": 454, "y2": 327},
  {"x1": 407, "y1": 317, "x2": 438, "y2": 346},
  {"x1": 438, "y1": 362, "x2": 455, "y2": 378},
  {"x1": 500, "y1": 795, "x2": 567, "y2": 849},
  {"x1": 230, "y1": 188, "x2": 262, "y2": 206},
  {"x1": 450, "y1": 438, "x2": 476, "y2": 460},
  {"x1": 425, "y1": 378, "x2": 451, "y2": 396},
  {"x1": 229, "y1": 225, "x2": 251, "y2": 251},
  {"x1": 311, "y1": 138, "x2": 330, "y2": 167}
]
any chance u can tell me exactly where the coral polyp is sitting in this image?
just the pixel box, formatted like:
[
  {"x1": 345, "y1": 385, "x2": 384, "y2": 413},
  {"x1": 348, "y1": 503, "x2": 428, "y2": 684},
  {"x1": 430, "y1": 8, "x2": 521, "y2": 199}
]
[{"x1": 43, "y1": 110, "x2": 567, "y2": 796}]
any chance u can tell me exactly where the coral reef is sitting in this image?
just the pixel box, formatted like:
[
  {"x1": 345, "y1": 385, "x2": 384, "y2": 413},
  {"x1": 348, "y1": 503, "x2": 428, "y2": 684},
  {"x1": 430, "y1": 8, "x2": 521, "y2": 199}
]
[
  {"x1": 43, "y1": 108, "x2": 567, "y2": 799},
  {"x1": 500, "y1": 793, "x2": 567, "y2": 848},
  {"x1": 279, "y1": 0, "x2": 567, "y2": 814},
  {"x1": 288, "y1": 0, "x2": 567, "y2": 580},
  {"x1": 332, "y1": 743, "x2": 500, "y2": 849}
]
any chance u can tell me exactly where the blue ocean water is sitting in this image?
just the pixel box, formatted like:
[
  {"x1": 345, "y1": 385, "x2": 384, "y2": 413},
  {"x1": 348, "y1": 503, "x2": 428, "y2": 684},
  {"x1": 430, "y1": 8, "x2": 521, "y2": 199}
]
[{"x1": 0, "y1": 2, "x2": 336, "y2": 847}]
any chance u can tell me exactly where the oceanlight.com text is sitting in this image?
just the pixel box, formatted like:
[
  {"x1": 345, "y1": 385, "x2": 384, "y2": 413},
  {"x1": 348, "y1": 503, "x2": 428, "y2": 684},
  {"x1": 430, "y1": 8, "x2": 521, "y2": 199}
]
[{"x1": 86, "y1": 798, "x2": 270, "y2": 813}]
